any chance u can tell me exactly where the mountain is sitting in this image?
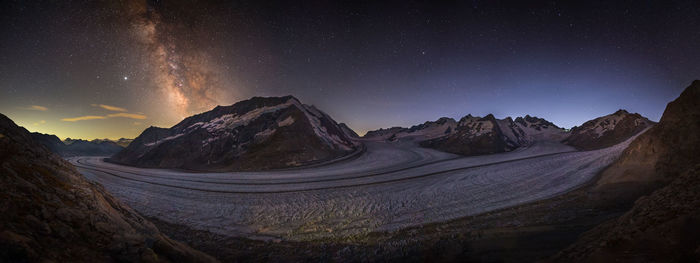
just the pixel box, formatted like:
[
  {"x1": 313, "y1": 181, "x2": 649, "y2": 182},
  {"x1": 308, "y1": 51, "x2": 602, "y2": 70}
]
[
  {"x1": 419, "y1": 114, "x2": 567, "y2": 155},
  {"x1": 87, "y1": 138, "x2": 134, "y2": 148},
  {"x1": 364, "y1": 117, "x2": 458, "y2": 141},
  {"x1": 64, "y1": 139, "x2": 124, "y2": 156},
  {"x1": 110, "y1": 96, "x2": 359, "y2": 171},
  {"x1": 562, "y1": 110, "x2": 655, "y2": 150},
  {"x1": 62, "y1": 137, "x2": 80, "y2": 145},
  {"x1": 0, "y1": 113, "x2": 216, "y2": 262},
  {"x1": 552, "y1": 80, "x2": 700, "y2": 262},
  {"x1": 114, "y1": 137, "x2": 134, "y2": 147},
  {"x1": 338, "y1": 123, "x2": 359, "y2": 138},
  {"x1": 366, "y1": 110, "x2": 653, "y2": 156},
  {"x1": 594, "y1": 81, "x2": 699, "y2": 191},
  {"x1": 30, "y1": 133, "x2": 124, "y2": 157},
  {"x1": 363, "y1": 126, "x2": 408, "y2": 140},
  {"x1": 29, "y1": 132, "x2": 64, "y2": 153}
]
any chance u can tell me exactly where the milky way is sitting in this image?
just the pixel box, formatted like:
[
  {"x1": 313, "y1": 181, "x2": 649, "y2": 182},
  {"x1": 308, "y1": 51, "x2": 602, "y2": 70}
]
[
  {"x1": 127, "y1": 1, "x2": 224, "y2": 118},
  {"x1": 2, "y1": 0, "x2": 699, "y2": 140}
]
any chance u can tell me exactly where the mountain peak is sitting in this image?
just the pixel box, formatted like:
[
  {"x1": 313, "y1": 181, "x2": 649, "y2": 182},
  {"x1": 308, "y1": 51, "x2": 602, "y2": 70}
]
[
  {"x1": 111, "y1": 95, "x2": 357, "y2": 171},
  {"x1": 480, "y1": 114, "x2": 496, "y2": 121},
  {"x1": 564, "y1": 109, "x2": 654, "y2": 150},
  {"x1": 613, "y1": 109, "x2": 629, "y2": 115}
]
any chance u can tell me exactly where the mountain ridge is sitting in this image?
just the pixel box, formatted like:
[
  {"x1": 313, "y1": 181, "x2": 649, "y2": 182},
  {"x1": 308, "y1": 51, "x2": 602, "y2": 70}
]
[
  {"x1": 30, "y1": 132, "x2": 124, "y2": 157},
  {"x1": 110, "y1": 95, "x2": 359, "y2": 171},
  {"x1": 365, "y1": 110, "x2": 654, "y2": 156}
]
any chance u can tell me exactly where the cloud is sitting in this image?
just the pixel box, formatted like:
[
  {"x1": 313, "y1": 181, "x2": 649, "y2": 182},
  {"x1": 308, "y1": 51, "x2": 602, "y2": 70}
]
[
  {"x1": 22, "y1": 105, "x2": 48, "y2": 111},
  {"x1": 91, "y1": 104, "x2": 128, "y2": 112},
  {"x1": 61, "y1": 115, "x2": 108, "y2": 122},
  {"x1": 33, "y1": 120, "x2": 46, "y2": 126},
  {"x1": 107, "y1": 113, "x2": 147, "y2": 119},
  {"x1": 61, "y1": 113, "x2": 147, "y2": 122}
]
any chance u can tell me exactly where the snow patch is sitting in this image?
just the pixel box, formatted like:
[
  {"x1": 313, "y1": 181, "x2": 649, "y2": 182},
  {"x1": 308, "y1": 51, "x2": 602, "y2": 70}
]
[
  {"x1": 201, "y1": 101, "x2": 296, "y2": 133},
  {"x1": 144, "y1": 133, "x2": 185, "y2": 147}
]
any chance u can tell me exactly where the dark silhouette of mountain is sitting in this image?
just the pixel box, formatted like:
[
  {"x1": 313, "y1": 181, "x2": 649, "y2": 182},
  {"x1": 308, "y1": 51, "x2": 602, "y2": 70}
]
[
  {"x1": 29, "y1": 132, "x2": 64, "y2": 153},
  {"x1": 0, "y1": 113, "x2": 216, "y2": 262},
  {"x1": 110, "y1": 96, "x2": 359, "y2": 171},
  {"x1": 30, "y1": 133, "x2": 124, "y2": 157}
]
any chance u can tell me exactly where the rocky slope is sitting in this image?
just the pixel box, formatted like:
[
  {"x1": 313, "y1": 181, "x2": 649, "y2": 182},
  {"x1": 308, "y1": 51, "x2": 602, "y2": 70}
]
[
  {"x1": 0, "y1": 113, "x2": 216, "y2": 262},
  {"x1": 338, "y1": 123, "x2": 359, "y2": 138},
  {"x1": 563, "y1": 109, "x2": 655, "y2": 150},
  {"x1": 30, "y1": 133, "x2": 124, "y2": 157},
  {"x1": 29, "y1": 132, "x2": 65, "y2": 153},
  {"x1": 419, "y1": 114, "x2": 567, "y2": 156},
  {"x1": 110, "y1": 96, "x2": 359, "y2": 171},
  {"x1": 552, "y1": 166, "x2": 700, "y2": 262},
  {"x1": 594, "y1": 81, "x2": 700, "y2": 191},
  {"x1": 551, "y1": 80, "x2": 700, "y2": 262}
]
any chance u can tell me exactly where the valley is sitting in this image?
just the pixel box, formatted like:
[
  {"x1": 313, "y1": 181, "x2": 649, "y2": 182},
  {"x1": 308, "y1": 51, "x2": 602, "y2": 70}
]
[{"x1": 69, "y1": 135, "x2": 635, "y2": 241}]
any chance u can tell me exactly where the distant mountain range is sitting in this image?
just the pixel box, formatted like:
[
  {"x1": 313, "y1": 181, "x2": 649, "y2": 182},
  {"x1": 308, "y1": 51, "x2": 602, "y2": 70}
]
[
  {"x1": 65, "y1": 137, "x2": 133, "y2": 148},
  {"x1": 364, "y1": 110, "x2": 654, "y2": 155},
  {"x1": 29, "y1": 133, "x2": 126, "y2": 157},
  {"x1": 110, "y1": 96, "x2": 360, "y2": 171}
]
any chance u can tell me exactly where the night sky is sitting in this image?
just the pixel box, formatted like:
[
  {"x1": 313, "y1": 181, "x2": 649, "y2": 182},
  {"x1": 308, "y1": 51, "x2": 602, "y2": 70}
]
[{"x1": 1, "y1": 0, "x2": 699, "y2": 139}]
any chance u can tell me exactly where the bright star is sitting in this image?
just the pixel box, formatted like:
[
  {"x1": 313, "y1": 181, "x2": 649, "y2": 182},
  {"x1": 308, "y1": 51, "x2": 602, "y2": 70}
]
[{"x1": 124, "y1": 76, "x2": 128, "y2": 80}]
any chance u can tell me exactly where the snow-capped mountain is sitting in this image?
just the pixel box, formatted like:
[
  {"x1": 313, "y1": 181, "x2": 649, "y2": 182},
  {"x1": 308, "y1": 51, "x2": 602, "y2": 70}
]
[
  {"x1": 365, "y1": 109, "x2": 654, "y2": 156},
  {"x1": 110, "y1": 95, "x2": 359, "y2": 171},
  {"x1": 363, "y1": 117, "x2": 458, "y2": 141},
  {"x1": 563, "y1": 109, "x2": 655, "y2": 150},
  {"x1": 420, "y1": 114, "x2": 567, "y2": 155}
]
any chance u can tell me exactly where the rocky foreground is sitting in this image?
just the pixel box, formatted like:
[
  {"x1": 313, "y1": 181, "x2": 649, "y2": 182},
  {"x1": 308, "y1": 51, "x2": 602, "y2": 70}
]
[
  {"x1": 0, "y1": 114, "x2": 216, "y2": 262},
  {"x1": 550, "y1": 80, "x2": 700, "y2": 262}
]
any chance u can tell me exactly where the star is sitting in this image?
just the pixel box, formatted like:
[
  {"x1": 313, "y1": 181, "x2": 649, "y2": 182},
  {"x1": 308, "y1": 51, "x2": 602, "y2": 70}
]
[{"x1": 124, "y1": 76, "x2": 128, "y2": 80}]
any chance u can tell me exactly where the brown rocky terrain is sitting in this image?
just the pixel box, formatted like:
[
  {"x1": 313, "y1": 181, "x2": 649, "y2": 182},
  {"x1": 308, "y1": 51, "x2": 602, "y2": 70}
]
[
  {"x1": 594, "y1": 81, "x2": 700, "y2": 191},
  {"x1": 549, "y1": 80, "x2": 700, "y2": 262},
  {"x1": 552, "y1": 165, "x2": 700, "y2": 262},
  {"x1": 0, "y1": 113, "x2": 216, "y2": 262}
]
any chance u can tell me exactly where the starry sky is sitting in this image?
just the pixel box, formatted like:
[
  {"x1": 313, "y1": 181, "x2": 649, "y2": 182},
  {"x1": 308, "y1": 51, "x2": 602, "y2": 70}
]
[{"x1": 1, "y1": 0, "x2": 699, "y2": 139}]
